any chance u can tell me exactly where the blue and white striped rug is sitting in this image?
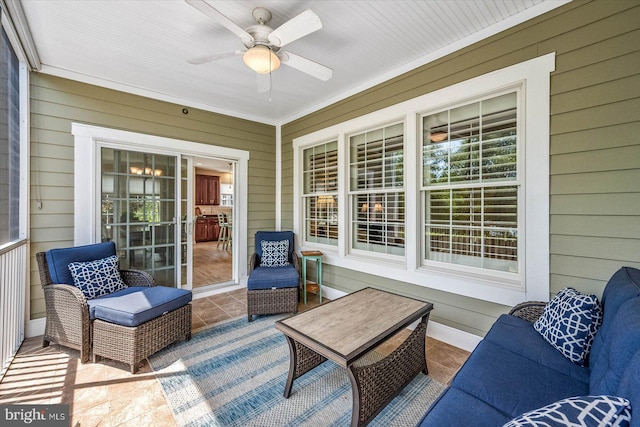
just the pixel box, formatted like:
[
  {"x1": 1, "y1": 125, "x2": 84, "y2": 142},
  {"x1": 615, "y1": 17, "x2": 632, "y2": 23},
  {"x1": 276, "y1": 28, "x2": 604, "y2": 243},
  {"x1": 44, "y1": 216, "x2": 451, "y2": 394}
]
[{"x1": 149, "y1": 315, "x2": 445, "y2": 427}]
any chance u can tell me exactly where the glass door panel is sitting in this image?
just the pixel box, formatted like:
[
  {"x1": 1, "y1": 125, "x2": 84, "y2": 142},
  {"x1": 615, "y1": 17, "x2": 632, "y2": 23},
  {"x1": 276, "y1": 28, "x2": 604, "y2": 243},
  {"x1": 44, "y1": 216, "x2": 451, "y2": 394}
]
[{"x1": 101, "y1": 148, "x2": 179, "y2": 287}]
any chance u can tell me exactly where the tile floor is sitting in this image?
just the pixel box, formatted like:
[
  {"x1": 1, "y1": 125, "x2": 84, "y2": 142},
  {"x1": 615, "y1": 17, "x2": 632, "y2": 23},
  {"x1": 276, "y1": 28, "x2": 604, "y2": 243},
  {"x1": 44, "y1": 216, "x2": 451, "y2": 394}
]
[{"x1": 0, "y1": 288, "x2": 470, "y2": 427}]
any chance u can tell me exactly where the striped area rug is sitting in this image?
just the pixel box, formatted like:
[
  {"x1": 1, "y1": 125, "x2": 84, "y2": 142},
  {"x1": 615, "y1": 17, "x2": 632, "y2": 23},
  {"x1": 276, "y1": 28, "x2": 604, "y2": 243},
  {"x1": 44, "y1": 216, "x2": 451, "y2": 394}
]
[{"x1": 149, "y1": 315, "x2": 445, "y2": 427}]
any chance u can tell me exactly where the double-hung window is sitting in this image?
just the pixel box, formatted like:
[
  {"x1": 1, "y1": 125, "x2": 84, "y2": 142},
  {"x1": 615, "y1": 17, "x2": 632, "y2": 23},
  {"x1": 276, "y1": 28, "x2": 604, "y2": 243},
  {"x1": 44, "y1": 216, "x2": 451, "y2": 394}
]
[
  {"x1": 293, "y1": 54, "x2": 553, "y2": 305},
  {"x1": 349, "y1": 123, "x2": 404, "y2": 255},
  {"x1": 302, "y1": 141, "x2": 338, "y2": 245},
  {"x1": 422, "y1": 92, "x2": 519, "y2": 273}
]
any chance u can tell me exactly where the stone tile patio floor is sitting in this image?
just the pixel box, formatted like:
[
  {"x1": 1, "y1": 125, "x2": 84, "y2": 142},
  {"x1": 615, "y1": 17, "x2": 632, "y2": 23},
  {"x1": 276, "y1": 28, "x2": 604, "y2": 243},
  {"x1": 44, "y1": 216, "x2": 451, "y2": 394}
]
[{"x1": 0, "y1": 287, "x2": 470, "y2": 426}]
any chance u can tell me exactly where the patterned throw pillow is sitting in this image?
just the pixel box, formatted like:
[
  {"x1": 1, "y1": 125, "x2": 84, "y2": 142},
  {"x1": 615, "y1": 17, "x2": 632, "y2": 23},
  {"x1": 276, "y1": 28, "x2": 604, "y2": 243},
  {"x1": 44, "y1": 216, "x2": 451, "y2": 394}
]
[
  {"x1": 68, "y1": 255, "x2": 127, "y2": 299},
  {"x1": 534, "y1": 287, "x2": 603, "y2": 365},
  {"x1": 260, "y1": 239, "x2": 290, "y2": 267},
  {"x1": 503, "y1": 395, "x2": 631, "y2": 427}
]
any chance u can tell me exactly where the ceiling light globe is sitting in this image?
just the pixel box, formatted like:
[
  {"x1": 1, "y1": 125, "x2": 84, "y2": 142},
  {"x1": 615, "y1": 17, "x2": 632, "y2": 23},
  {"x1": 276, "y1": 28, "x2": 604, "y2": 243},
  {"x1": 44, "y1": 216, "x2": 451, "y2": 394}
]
[{"x1": 243, "y1": 45, "x2": 280, "y2": 74}]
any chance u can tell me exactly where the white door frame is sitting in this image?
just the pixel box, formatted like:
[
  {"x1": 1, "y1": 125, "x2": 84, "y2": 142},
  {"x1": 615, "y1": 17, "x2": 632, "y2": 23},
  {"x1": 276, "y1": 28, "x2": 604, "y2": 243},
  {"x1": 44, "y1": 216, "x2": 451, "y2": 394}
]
[{"x1": 72, "y1": 123, "x2": 250, "y2": 288}]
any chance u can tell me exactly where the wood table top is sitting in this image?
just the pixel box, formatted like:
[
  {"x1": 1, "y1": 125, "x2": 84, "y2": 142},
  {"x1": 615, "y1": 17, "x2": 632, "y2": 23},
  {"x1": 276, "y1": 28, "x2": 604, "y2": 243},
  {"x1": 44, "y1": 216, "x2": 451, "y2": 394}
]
[{"x1": 275, "y1": 287, "x2": 433, "y2": 367}]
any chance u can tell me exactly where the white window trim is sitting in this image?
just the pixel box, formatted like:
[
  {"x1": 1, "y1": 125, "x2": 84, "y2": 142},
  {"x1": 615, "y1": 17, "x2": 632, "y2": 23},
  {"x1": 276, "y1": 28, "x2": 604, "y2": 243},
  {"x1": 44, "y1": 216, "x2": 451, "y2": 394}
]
[
  {"x1": 293, "y1": 53, "x2": 554, "y2": 306},
  {"x1": 72, "y1": 123, "x2": 251, "y2": 285}
]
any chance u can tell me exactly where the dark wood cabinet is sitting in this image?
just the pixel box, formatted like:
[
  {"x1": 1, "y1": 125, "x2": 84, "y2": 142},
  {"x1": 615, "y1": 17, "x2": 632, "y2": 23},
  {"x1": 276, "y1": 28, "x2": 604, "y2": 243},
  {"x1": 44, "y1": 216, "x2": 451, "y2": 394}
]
[
  {"x1": 196, "y1": 175, "x2": 220, "y2": 205},
  {"x1": 194, "y1": 217, "x2": 220, "y2": 242}
]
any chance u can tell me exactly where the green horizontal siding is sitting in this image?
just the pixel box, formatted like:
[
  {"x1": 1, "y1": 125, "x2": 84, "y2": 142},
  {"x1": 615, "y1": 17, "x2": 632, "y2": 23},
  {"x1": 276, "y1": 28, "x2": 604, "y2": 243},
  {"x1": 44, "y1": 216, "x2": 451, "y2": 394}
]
[
  {"x1": 281, "y1": 0, "x2": 640, "y2": 337},
  {"x1": 29, "y1": 74, "x2": 276, "y2": 319}
]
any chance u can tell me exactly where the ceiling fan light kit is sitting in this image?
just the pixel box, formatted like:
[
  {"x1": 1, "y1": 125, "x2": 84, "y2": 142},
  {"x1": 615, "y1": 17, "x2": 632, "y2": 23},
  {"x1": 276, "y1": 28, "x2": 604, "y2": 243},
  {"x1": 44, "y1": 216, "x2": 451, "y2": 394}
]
[
  {"x1": 243, "y1": 45, "x2": 280, "y2": 74},
  {"x1": 186, "y1": 0, "x2": 333, "y2": 91}
]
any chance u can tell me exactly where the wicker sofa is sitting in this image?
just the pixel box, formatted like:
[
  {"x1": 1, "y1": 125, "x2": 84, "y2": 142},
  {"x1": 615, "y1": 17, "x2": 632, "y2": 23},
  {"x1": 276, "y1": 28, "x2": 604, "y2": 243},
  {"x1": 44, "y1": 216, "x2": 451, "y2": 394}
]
[
  {"x1": 418, "y1": 267, "x2": 640, "y2": 426},
  {"x1": 37, "y1": 241, "x2": 192, "y2": 373}
]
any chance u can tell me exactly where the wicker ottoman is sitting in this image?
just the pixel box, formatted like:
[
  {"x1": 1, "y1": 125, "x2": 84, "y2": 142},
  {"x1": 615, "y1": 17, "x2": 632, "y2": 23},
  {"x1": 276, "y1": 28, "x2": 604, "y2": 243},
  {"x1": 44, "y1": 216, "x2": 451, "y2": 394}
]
[
  {"x1": 247, "y1": 287, "x2": 298, "y2": 322},
  {"x1": 93, "y1": 303, "x2": 192, "y2": 373}
]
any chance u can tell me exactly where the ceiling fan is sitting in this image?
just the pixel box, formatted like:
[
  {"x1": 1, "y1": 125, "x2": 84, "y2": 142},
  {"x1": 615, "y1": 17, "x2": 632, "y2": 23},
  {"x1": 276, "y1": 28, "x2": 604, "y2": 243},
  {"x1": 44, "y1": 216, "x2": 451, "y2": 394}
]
[{"x1": 186, "y1": 0, "x2": 333, "y2": 92}]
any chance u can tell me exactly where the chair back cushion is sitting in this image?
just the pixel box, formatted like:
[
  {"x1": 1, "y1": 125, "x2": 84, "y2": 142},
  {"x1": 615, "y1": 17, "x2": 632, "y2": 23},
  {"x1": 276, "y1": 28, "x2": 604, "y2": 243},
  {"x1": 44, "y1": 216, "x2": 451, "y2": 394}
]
[
  {"x1": 255, "y1": 231, "x2": 294, "y2": 263},
  {"x1": 46, "y1": 242, "x2": 117, "y2": 285}
]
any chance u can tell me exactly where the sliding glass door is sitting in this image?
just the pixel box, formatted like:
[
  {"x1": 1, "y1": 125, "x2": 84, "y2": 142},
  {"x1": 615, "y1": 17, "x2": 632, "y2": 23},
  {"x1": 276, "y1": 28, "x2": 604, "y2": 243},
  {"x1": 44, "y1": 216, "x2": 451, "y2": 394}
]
[{"x1": 100, "y1": 148, "x2": 189, "y2": 287}]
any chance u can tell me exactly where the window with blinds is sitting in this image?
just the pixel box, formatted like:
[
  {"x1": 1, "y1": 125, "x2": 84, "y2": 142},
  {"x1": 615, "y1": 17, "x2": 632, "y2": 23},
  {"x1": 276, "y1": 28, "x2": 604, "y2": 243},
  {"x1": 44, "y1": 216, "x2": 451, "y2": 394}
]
[
  {"x1": 350, "y1": 123, "x2": 405, "y2": 255},
  {"x1": 422, "y1": 92, "x2": 518, "y2": 272},
  {"x1": 303, "y1": 141, "x2": 338, "y2": 245}
]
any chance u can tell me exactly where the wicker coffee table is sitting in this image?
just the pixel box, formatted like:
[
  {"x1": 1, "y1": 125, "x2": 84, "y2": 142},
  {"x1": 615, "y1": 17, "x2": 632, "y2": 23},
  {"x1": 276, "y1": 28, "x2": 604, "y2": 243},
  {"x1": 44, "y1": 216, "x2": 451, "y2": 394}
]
[{"x1": 275, "y1": 287, "x2": 433, "y2": 427}]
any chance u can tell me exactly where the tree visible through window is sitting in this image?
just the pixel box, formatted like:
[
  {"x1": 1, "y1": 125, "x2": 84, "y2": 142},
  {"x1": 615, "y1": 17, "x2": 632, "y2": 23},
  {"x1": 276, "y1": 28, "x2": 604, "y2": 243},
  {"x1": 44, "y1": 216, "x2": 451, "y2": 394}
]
[{"x1": 422, "y1": 92, "x2": 518, "y2": 272}]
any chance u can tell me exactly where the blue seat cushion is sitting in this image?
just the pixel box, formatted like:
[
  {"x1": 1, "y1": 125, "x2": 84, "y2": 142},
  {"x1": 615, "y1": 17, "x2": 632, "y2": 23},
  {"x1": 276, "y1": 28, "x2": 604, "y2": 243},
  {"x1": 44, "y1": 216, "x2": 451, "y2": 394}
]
[
  {"x1": 88, "y1": 286, "x2": 192, "y2": 327},
  {"x1": 452, "y1": 340, "x2": 589, "y2": 418},
  {"x1": 417, "y1": 386, "x2": 511, "y2": 427},
  {"x1": 46, "y1": 242, "x2": 117, "y2": 285},
  {"x1": 484, "y1": 314, "x2": 590, "y2": 383},
  {"x1": 247, "y1": 264, "x2": 299, "y2": 290},
  {"x1": 589, "y1": 297, "x2": 640, "y2": 396}
]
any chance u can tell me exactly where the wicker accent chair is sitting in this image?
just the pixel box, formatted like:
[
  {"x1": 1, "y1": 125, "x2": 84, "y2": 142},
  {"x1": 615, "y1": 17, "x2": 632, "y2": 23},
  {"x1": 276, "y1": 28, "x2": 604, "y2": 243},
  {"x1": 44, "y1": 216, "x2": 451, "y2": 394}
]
[
  {"x1": 37, "y1": 241, "x2": 192, "y2": 373},
  {"x1": 247, "y1": 231, "x2": 300, "y2": 322}
]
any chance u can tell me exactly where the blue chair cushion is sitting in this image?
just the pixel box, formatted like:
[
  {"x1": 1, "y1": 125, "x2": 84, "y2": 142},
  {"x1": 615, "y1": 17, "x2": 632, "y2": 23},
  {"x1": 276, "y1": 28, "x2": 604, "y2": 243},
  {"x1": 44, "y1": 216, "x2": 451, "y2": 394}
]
[
  {"x1": 533, "y1": 287, "x2": 603, "y2": 365},
  {"x1": 68, "y1": 255, "x2": 127, "y2": 299},
  {"x1": 88, "y1": 286, "x2": 192, "y2": 327},
  {"x1": 247, "y1": 265, "x2": 299, "y2": 290},
  {"x1": 503, "y1": 395, "x2": 631, "y2": 427},
  {"x1": 46, "y1": 242, "x2": 117, "y2": 285}
]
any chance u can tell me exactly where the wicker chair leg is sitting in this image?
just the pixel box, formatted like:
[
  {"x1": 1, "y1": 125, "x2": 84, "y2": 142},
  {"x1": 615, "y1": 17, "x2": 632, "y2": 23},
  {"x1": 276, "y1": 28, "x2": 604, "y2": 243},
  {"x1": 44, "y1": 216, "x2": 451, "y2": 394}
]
[{"x1": 42, "y1": 338, "x2": 49, "y2": 348}]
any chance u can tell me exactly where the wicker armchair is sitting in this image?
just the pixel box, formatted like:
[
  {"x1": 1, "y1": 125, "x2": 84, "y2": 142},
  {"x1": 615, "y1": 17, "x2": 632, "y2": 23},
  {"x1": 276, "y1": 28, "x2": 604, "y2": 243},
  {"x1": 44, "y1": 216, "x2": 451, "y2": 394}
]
[
  {"x1": 37, "y1": 241, "x2": 192, "y2": 373},
  {"x1": 247, "y1": 231, "x2": 300, "y2": 322},
  {"x1": 36, "y1": 242, "x2": 154, "y2": 363}
]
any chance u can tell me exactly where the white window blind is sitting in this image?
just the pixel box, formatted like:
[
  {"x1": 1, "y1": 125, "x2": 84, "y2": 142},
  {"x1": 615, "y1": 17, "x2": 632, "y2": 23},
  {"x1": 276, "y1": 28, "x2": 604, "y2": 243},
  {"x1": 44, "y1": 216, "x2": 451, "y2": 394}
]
[
  {"x1": 422, "y1": 92, "x2": 518, "y2": 272},
  {"x1": 303, "y1": 141, "x2": 338, "y2": 245},
  {"x1": 350, "y1": 123, "x2": 405, "y2": 255}
]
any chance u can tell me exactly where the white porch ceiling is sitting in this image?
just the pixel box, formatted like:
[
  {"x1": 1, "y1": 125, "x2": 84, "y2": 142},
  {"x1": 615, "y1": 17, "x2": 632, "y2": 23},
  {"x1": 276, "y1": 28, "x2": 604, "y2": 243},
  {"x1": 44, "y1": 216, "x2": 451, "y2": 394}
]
[{"x1": 18, "y1": 0, "x2": 568, "y2": 125}]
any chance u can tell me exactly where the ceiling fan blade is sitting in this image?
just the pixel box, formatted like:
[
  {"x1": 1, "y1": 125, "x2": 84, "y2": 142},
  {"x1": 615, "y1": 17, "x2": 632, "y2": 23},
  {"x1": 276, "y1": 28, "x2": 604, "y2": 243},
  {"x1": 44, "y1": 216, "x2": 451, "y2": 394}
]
[
  {"x1": 267, "y1": 9, "x2": 322, "y2": 47},
  {"x1": 256, "y1": 73, "x2": 270, "y2": 93},
  {"x1": 279, "y1": 51, "x2": 333, "y2": 81},
  {"x1": 187, "y1": 49, "x2": 243, "y2": 65},
  {"x1": 185, "y1": 0, "x2": 254, "y2": 46}
]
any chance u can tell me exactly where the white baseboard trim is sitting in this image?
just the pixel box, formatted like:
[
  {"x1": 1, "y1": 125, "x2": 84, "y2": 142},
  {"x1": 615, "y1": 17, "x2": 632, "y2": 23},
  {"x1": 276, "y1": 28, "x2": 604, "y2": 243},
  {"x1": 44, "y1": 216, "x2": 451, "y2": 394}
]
[
  {"x1": 320, "y1": 286, "x2": 481, "y2": 353},
  {"x1": 26, "y1": 317, "x2": 45, "y2": 339}
]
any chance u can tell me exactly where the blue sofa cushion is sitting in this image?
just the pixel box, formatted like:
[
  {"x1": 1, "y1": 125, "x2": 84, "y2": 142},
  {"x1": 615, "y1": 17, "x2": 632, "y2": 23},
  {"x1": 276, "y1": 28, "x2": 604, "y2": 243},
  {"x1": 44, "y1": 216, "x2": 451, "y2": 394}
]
[
  {"x1": 590, "y1": 267, "x2": 640, "y2": 370},
  {"x1": 533, "y1": 287, "x2": 603, "y2": 365},
  {"x1": 68, "y1": 255, "x2": 127, "y2": 299},
  {"x1": 452, "y1": 340, "x2": 589, "y2": 417},
  {"x1": 89, "y1": 286, "x2": 192, "y2": 327},
  {"x1": 485, "y1": 314, "x2": 590, "y2": 383},
  {"x1": 503, "y1": 395, "x2": 631, "y2": 427},
  {"x1": 260, "y1": 239, "x2": 290, "y2": 267},
  {"x1": 617, "y1": 350, "x2": 640, "y2": 427},
  {"x1": 247, "y1": 265, "x2": 299, "y2": 290},
  {"x1": 590, "y1": 297, "x2": 640, "y2": 397},
  {"x1": 418, "y1": 386, "x2": 511, "y2": 427},
  {"x1": 46, "y1": 242, "x2": 117, "y2": 286}
]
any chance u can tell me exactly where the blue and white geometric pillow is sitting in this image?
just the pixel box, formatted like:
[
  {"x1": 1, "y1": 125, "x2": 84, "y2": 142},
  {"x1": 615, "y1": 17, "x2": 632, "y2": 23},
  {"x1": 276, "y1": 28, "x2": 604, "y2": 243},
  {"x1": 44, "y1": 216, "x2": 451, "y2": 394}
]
[
  {"x1": 534, "y1": 287, "x2": 603, "y2": 365},
  {"x1": 503, "y1": 395, "x2": 631, "y2": 427},
  {"x1": 260, "y1": 239, "x2": 290, "y2": 267},
  {"x1": 68, "y1": 255, "x2": 127, "y2": 299}
]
